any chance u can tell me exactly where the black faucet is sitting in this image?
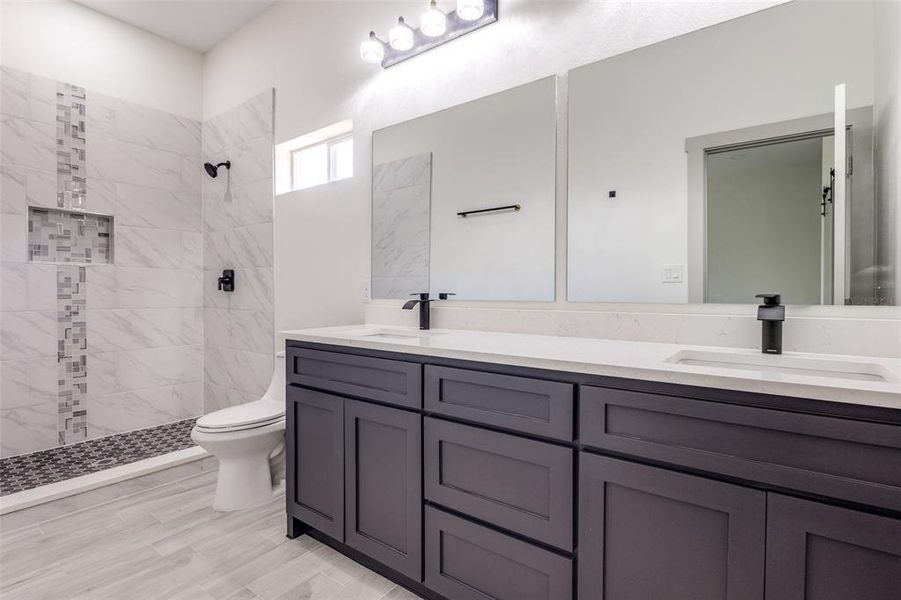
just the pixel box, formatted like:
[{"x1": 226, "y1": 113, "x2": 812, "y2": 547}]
[
  {"x1": 402, "y1": 292, "x2": 455, "y2": 330},
  {"x1": 755, "y1": 294, "x2": 784, "y2": 354},
  {"x1": 218, "y1": 269, "x2": 235, "y2": 292}
]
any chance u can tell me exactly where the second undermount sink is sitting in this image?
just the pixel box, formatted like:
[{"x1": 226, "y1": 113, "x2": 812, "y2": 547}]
[
  {"x1": 360, "y1": 329, "x2": 443, "y2": 341},
  {"x1": 666, "y1": 349, "x2": 897, "y2": 383}
]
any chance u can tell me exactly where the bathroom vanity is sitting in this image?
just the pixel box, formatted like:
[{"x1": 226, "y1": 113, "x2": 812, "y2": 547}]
[{"x1": 283, "y1": 326, "x2": 901, "y2": 600}]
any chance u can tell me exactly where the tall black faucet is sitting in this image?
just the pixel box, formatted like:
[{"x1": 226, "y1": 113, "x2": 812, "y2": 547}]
[
  {"x1": 402, "y1": 292, "x2": 454, "y2": 330},
  {"x1": 755, "y1": 294, "x2": 784, "y2": 354}
]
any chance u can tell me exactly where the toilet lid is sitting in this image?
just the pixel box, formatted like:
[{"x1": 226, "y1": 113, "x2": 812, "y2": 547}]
[{"x1": 195, "y1": 399, "x2": 285, "y2": 431}]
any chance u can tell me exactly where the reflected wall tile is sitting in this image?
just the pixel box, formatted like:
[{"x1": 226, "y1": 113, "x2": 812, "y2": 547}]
[
  {"x1": 1, "y1": 116, "x2": 55, "y2": 171},
  {"x1": 0, "y1": 311, "x2": 55, "y2": 359},
  {"x1": 87, "y1": 382, "x2": 202, "y2": 438},
  {"x1": 0, "y1": 66, "x2": 56, "y2": 124},
  {"x1": 372, "y1": 276, "x2": 430, "y2": 300},
  {"x1": 0, "y1": 402, "x2": 58, "y2": 458},
  {"x1": 372, "y1": 153, "x2": 431, "y2": 193},
  {"x1": 115, "y1": 183, "x2": 201, "y2": 231}
]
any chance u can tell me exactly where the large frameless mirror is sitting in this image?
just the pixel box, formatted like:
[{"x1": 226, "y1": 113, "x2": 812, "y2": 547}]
[
  {"x1": 371, "y1": 76, "x2": 557, "y2": 301},
  {"x1": 567, "y1": 0, "x2": 898, "y2": 306}
]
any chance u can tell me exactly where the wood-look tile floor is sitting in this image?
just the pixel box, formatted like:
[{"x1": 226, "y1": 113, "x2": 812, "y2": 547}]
[{"x1": 0, "y1": 471, "x2": 423, "y2": 600}]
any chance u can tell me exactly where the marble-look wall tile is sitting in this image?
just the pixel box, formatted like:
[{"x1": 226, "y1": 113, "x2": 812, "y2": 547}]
[
  {"x1": 0, "y1": 66, "x2": 57, "y2": 125},
  {"x1": 203, "y1": 223, "x2": 273, "y2": 270},
  {"x1": 88, "y1": 344, "x2": 202, "y2": 395},
  {"x1": 115, "y1": 226, "x2": 200, "y2": 269},
  {"x1": 1, "y1": 116, "x2": 56, "y2": 172},
  {"x1": 87, "y1": 92, "x2": 202, "y2": 158},
  {"x1": 1, "y1": 165, "x2": 57, "y2": 214},
  {"x1": 204, "y1": 345, "x2": 273, "y2": 397},
  {"x1": 0, "y1": 356, "x2": 58, "y2": 410},
  {"x1": 1, "y1": 214, "x2": 28, "y2": 263},
  {"x1": 84, "y1": 264, "x2": 118, "y2": 308},
  {"x1": 87, "y1": 307, "x2": 202, "y2": 352},
  {"x1": 202, "y1": 91, "x2": 272, "y2": 156},
  {"x1": 0, "y1": 310, "x2": 56, "y2": 359},
  {"x1": 117, "y1": 268, "x2": 203, "y2": 308},
  {"x1": 204, "y1": 308, "x2": 273, "y2": 355},
  {"x1": 203, "y1": 266, "x2": 273, "y2": 312},
  {"x1": 0, "y1": 263, "x2": 57, "y2": 312},
  {"x1": 115, "y1": 183, "x2": 201, "y2": 231},
  {"x1": 86, "y1": 132, "x2": 185, "y2": 192},
  {"x1": 202, "y1": 177, "x2": 273, "y2": 232},
  {"x1": 0, "y1": 402, "x2": 58, "y2": 458},
  {"x1": 203, "y1": 381, "x2": 258, "y2": 414},
  {"x1": 219, "y1": 136, "x2": 274, "y2": 187},
  {"x1": 87, "y1": 382, "x2": 201, "y2": 439}
]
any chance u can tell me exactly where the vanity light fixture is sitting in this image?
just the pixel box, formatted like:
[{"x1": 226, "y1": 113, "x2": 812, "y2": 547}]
[
  {"x1": 389, "y1": 17, "x2": 415, "y2": 51},
  {"x1": 421, "y1": 0, "x2": 447, "y2": 37},
  {"x1": 360, "y1": 31, "x2": 385, "y2": 64},
  {"x1": 360, "y1": 0, "x2": 498, "y2": 68}
]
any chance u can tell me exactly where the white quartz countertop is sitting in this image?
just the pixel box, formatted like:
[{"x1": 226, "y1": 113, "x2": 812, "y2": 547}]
[{"x1": 281, "y1": 325, "x2": 901, "y2": 411}]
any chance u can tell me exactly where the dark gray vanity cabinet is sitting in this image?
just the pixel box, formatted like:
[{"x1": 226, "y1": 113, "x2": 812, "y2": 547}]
[
  {"x1": 765, "y1": 494, "x2": 901, "y2": 600},
  {"x1": 344, "y1": 399, "x2": 422, "y2": 581},
  {"x1": 579, "y1": 453, "x2": 766, "y2": 600},
  {"x1": 286, "y1": 386, "x2": 344, "y2": 540},
  {"x1": 287, "y1": 341, "x2": 901, "y2": 600}
]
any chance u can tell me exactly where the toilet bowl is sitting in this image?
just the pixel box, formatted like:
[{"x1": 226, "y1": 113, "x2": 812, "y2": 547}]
[{"x1": 192, "y1": 351, "x2": 286, "y2": 511}]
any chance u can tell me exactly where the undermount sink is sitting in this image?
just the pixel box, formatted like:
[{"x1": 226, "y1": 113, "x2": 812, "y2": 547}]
[
  {"x1": 359, "y1": 329, "x2": 442, "y2": 340},
  {"x1": 666, "y1": 350, "x2": 897, "y2": 383}
]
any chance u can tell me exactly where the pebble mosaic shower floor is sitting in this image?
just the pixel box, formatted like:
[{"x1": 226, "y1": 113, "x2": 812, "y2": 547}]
[{"x1": 0, "y1": 418, "x2": 197, "y2": 496}]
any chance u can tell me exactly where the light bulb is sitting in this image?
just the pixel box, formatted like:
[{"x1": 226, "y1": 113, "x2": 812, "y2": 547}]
[
  {"x1": 421, "y1": 0, "x2": 447, "y2": 37},
  {"x1": 360, "y1": 31, "x2": 384, "y2": 64},
  {"x1": 456, "y1": 0, "x2": 484, "y2": 21},
  {"x1": 389, "y1": 17, "x2": 415, "y2": 51}
]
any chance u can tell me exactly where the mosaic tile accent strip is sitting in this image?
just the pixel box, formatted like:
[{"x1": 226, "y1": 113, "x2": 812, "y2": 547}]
[
  {"x1": 57, "y1": 265, "x2": 88, "y2": 445},
  {"x1": 0, "y1": 419, "x2": 198, "y2": 496},
  {"x1": 28, "y1": 207, "x2": 112, "y2": 264},
  {"x1": 56, "y1": 82, "x2": 87, "y2": 210}
]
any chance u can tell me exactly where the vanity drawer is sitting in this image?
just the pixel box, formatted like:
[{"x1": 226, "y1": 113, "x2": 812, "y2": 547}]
[
  {"x1": 580, "y1": 385, "x2": 901, "y2": 512},
  {"x1": 288, "y1": 348, "x2": 422, "y2": 409},
  {"x1": 424, "y1": 365, "x2": 574, "y2": 440},
  {"x1": 424, "y1": 417, "x2": 573, "y2": 550},
  {"x1": 424, "y1": 506, "x2": 573, "y2": 600}
]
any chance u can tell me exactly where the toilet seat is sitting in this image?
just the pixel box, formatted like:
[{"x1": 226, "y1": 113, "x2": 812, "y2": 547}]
[{"x1": 195, "y1": 399, "x2": 285, "y2": 433}]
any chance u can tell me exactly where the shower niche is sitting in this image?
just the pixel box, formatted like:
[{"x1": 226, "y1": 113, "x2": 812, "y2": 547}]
[{"x1": 27, "y1": 206, "x2": 113, "y2": 264}]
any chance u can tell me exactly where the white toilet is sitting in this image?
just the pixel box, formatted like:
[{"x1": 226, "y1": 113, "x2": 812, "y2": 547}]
[{"x1": 192, "y1": 351, "x2": 286, "y2": 511}]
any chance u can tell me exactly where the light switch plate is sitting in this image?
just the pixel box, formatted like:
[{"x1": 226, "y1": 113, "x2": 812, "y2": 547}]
[
  {"x1": 662, "y1": 265, "x2": 684, "y2": 283},
  {"x1": 360, "y1": 280, "x2": 371, "y2": 303}
]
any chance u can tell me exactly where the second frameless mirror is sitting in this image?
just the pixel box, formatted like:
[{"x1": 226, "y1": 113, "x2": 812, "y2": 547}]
[
  {"x1": 371, "y1": 76, "x2": 556, "y2": 301},
  {"x1": 567, "y1": 0, "x2": 898, "y2": 306}
]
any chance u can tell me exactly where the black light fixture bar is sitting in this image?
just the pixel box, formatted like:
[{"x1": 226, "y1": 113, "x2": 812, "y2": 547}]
[
  {"x1": 457, "y1": 203, "x2": 520, "y2": 218},
  {"x1": 381, "y1": 0, "x2": 498, "y2": 68}
]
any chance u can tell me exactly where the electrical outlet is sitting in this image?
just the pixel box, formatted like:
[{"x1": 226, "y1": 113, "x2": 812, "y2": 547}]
[
  {"x1": 662, "y1": 265, "x2": 684, "y2": 283},
  {"x1": 360, "y1": 280, "x2": 371, "y2": 303}
]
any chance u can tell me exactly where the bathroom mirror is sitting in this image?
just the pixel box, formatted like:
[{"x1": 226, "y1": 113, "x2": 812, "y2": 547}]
[
  {"x1": 371, "y1": 76, "x2": 556, "y2": 301},
  {"x1": 568, "y1": 0, "x2": 898, "y2": 306}
]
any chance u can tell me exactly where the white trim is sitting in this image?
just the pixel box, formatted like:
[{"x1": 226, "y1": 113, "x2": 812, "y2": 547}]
[{"x1": 0, "y1": 446, "x2": 209, "y2": 515}]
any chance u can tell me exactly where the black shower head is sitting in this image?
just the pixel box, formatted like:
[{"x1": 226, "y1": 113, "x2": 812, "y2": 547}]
[{"x1": 204, "y1": 160, "x2": 231, "y2": 178}]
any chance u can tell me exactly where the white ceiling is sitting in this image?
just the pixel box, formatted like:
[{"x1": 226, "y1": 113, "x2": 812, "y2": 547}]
[{"x1": 73, "y1": 0, "x2": 275, "y2": 52}]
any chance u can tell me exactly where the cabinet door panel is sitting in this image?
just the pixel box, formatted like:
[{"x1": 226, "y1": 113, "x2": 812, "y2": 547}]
[
  {"x1": 579, "y1": 453, "x2": 765, "y2": 600},
  {"x1": 425, "y1": 506, "x2": 572, "y2": 600},
  {"x1": 287, "y1": 386, "x2": 344, "y2": 540},
  {"x1": 765, "y1": 494, "x2": 901, "y2": 600},
  {"x1": 345, "y1": 399, "x2": 422, "y2": 581},
  {"x1": 425, "y1": 417, "x2": 573, "y2": 550}
]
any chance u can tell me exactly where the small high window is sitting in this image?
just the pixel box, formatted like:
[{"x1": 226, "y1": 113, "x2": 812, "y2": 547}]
[{"x1": 275, "y1": 120, "x2": 353, "y2": 194}]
